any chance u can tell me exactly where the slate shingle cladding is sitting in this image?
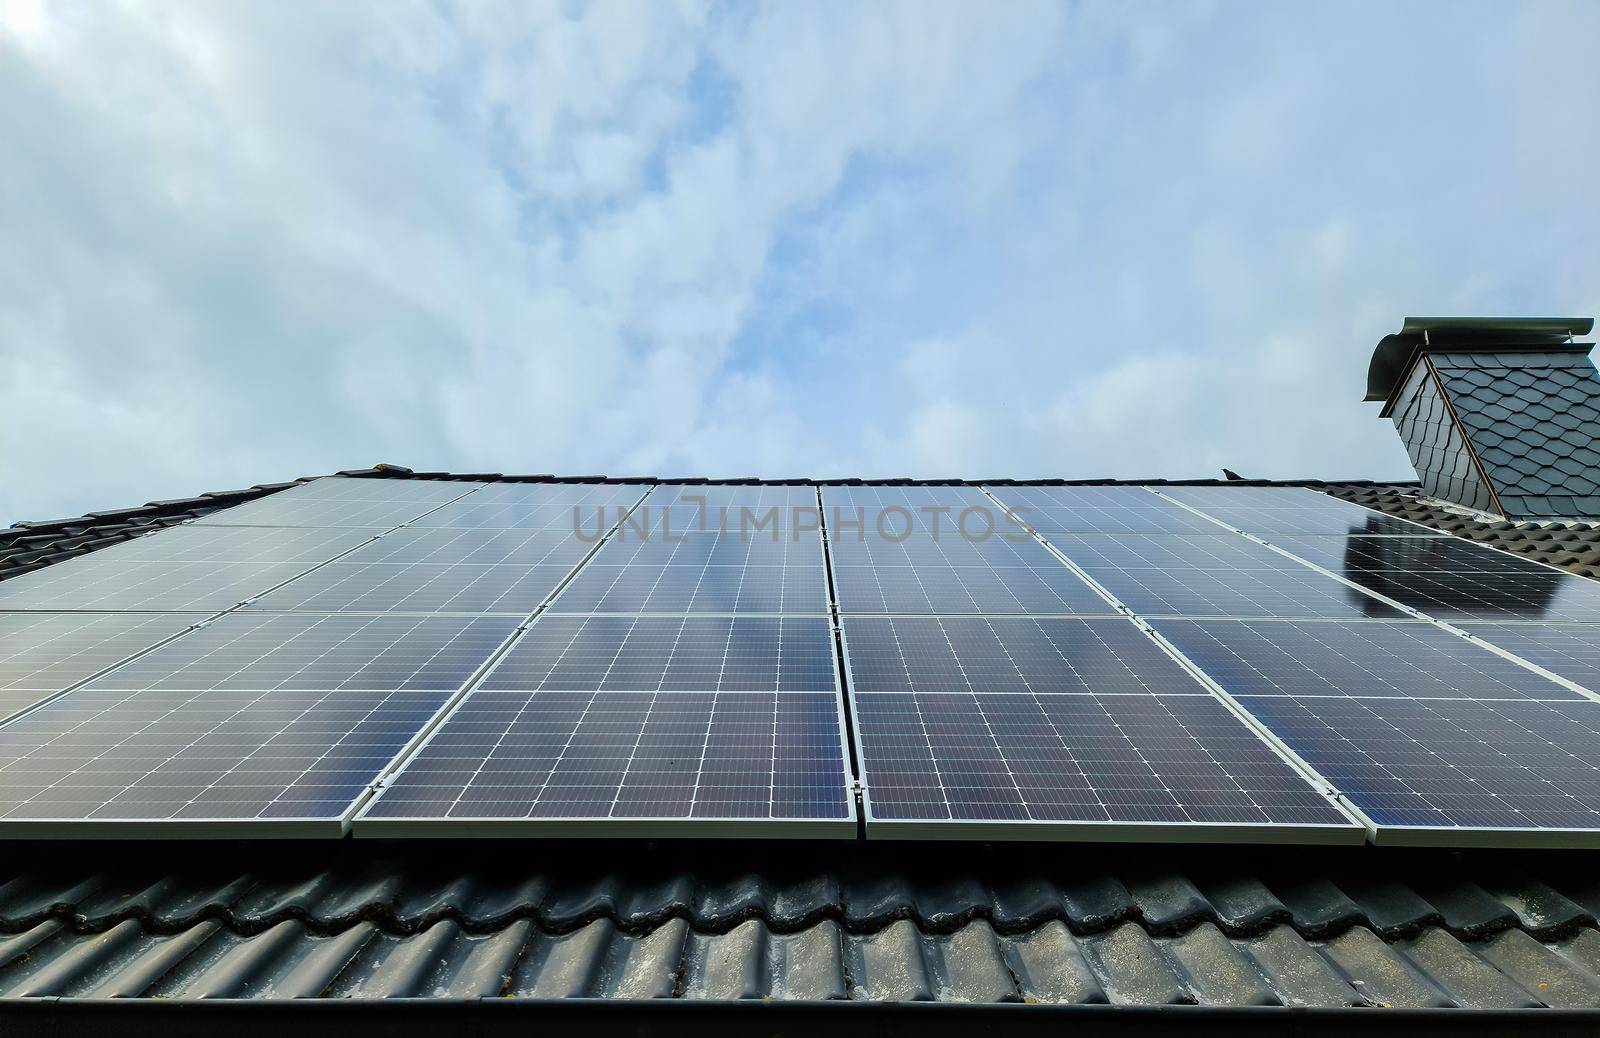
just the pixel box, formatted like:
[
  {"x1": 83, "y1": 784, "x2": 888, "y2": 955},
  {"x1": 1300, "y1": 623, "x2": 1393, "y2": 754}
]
[
  {"x1": 1390, "y1": 360, "x2": 1497, "y2": 514},
  {"x1": 1389, "y1": 350, "x2": 1600, "y2": 520},
  {"x1": 7, "y1": 471, "x2": 1600, "y2": 1017}
]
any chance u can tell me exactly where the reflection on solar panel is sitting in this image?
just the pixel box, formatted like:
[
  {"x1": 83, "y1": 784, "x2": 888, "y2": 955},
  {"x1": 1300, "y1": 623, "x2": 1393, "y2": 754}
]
[
  {"x1": 336, "y1": 528, "x2": 594, "y2": 567},
  {"x1": 248, "y1": 528, "x2": 599, "y2": 615},
  {"x1": 0, "y1": 613, "x2": 518, "y2": 833},
  {"x1": 985, "y1": 485, "x2": 1226, "y2": 534},
  {"x1": 358, "y1": 614, "x2": 852, "y2": 834},
  {"x1": 1268, "y1": 535, "x2": 1600, "y2": 622},
  {"x1": 0, "y1": 558, "x2": 318, "y2": 612},
  {"x1": 1270, "y1": 535, "x2": 1522, "y2": 573},
  {"x1": 553, "y1": 491, "x2": 830, "y2": 614},
  {"x1": 198, "y1": 477, "x2": 482, "y2": 529},
  {"x1": 822, "y1": 486, "x2": 1108, "y2": 615},
  {"x1": 98, "y1": 526, "x2": 375, "y2": 565},
  {"x1": 247, "y1": 562, "x2": 577, "y2": 615},
  {"x1": 1055, "y1": 536, "x2": 1402, "y2": 619},
  {"x1": 412, "y1": 482, "x2": 646, "y2": 530},
  {"x1": 843, "y1": 616, "x2": 1358, "y2": 839},
  {"x1": 1157, "y1": 486, "x2": 1426, "y2": 536},
  {"x1": 0, "y1": 613, "x2": 198, "y2": 721},
  {"x1": 1454, "y1": 624, "x2": 1600, "y2": 694},
  {"x1": 1153, "y1": 618, "x2": 1600, "y2": 840}
]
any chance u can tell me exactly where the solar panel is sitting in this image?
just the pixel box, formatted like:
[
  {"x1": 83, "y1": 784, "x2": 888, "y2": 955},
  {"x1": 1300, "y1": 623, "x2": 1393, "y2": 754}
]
[
  {"x1": 0, "y1": 557, "x2": 319, "y2": 612},
  {"x1": 551, "y1": 489, "x2": 830, "y2": 614},
  {"x1": 1156, "y1": 486, "x2": 1428, "y2": 537},
  {"x1": 1268, "y1": 535, "x2": 1600, "y2": 622},
  {"x1": 198, "y1": 477, "x2": 483, "y2": 529},
  {"x1": 1054, "y1": 535, "x2": 1403, "y2": 619},
  {"x1": 984, "y1": 485, "x2": 1228, "y2": 535},
  {"x1": 0, "y1": 612, "x2": 518, "y2": 834},
  {"x1": 822, "y1": 486, "x2": 1109, "y2": 615},
  {"x1": 551, "y1": 556, "x2": 829, "y2": 614},
  {"x1": 842, "y1": 616, "x2": 1359, "y2": 840},
  {"x1": 1270, "y1": 535, "x2": 1526, "y2": 574},
  {"x1": 410, "y1": 482, "x2": 647, "y2": 530},
  {"x1": 1451, "y1": 623, "x2": 1600, "y2": 694},
  {"x1": 246, "y1": 528, "x2": 601, "y2": 615},
  {"x1": 244, "y1": 562, "x2": 577, "y2": 615},
  {"x1": 1152, "y1": 618, "x2": 1600, "y2": 842},
  {"x1": 357, "y1": 614, "x2": 853, "y2": 835},
  {"x1": 0, "y1": 612, "x2": 198, "y2": 722},
  {"x1": 97, "y1": 525, "x2": 375, "y2": 565}
]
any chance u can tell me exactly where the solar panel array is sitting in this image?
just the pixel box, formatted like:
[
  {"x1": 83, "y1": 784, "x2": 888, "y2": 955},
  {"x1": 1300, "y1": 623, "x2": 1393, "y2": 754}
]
[
  {"x1": 0, "y1": 477, "x2": 645, "y2": 834},
  {"x1": 361, "y1": 484, "x2": 854, "y2": 835},
  {"x1": 5, "y1": 477, "x2": 1600, "y2": 846},
  {"x1": 827, "y1": 485, "x2": 1360, "y2": 840}
]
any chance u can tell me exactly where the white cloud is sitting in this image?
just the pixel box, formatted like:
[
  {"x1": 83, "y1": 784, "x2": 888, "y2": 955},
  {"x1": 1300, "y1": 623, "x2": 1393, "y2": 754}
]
[{"x1": 1, "y1": 0, "x2": 1597, "y2": 522}]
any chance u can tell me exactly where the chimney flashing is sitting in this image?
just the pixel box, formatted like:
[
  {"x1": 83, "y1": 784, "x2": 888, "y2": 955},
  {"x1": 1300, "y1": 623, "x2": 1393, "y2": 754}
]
[{"x1": 1366, "y1": 316, "x2": 1594, "y2": 411}]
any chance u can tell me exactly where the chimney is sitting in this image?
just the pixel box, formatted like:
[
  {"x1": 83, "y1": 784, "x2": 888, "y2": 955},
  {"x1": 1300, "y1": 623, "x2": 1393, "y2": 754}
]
[{"x1": 1367, "y1": 316, "x2": 1599, "y2": 519}]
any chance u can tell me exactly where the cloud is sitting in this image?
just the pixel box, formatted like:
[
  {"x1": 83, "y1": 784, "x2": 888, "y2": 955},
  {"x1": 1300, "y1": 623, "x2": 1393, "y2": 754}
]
[{"x1": 1, "y1": 0, "x2": 1597, "y2": 523}]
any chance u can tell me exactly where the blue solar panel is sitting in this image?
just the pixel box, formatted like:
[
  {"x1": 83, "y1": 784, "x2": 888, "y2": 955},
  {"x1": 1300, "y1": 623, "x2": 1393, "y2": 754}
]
[
  {"x1": 842, "y1": 616, "x2": 1358, "y2": 838},
  {"x1": 411, "y1": 482, "x2": 647, "y2": 531},
  {"x1": 0, "y1": 612, "x2": 198, "y2": 722},
  {"x1": 1452, "y1": 623, "x2": 1600, "y2": 695},
  {"x1": 0, "y1": 613, "x2": 518, "y2": 833},
  {"x1": 198, "y1": 477, "x2": 481, "y2": 529},
  {"x1": 1152, "y1": 618, "x2": 1600, "y2": 840},
  {"x1": 357, "y1": 614, "x2": 852, "y2": 833},
  {"x1": 247, "y1": 528, "x2": 598, "y2": 615},
  {"x1": 1157, "y1": 486, "x2": 1427, "y2": 536},
  {"x1": 0, "y1": 557, "x2": 321, "y2": 612},
  {"x1": 984, "y1": 485, "x2": 1227, "y2": 535},
  {"x1": 822, "y1": 486, "x2": 1109, "y2": 615},
  {"x1": 98, "y1": 526, "x2": 375, "y2": 565},
  {"x1": 1055, "y1": 536, "x2": 1402, "y2": 619},
  {"x1": 1269, "y1": 535, "x2": 1600, "y2": 622}
]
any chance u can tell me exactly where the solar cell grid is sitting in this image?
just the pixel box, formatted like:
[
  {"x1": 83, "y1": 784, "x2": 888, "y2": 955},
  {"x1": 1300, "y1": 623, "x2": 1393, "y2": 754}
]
[
  {"x1": 1156, "y1": 486, "x2": 1426, "y2": 536},
  {"x1": 1344, "y1": 569, "x2": 1600, "y2": 622},
  {"x1": 413, "y1": 482, "x2": 646, "y2": 531},
  {"x1": 246, "y1": 560, "x2": 576, "y2": 615},
  {"x1": 336, "y1": 528, "x2": 595, "y2": 568},
  {"x1": 97, "y1": 526, "x2": 375, "y2": 565},
  {"x1": 1152, "y1": 619, "x2": 1585, "y2": 703},
  {"x1": 598, "y1": 531, "x2": 822, "y2": 567},
  {"x1": 551, "y1": 559, "x2": 829, "y2": 614},
  {"x1": 1068, "y1": 556, "x2": 1402, "y2": 619},
  {"x1": 0, "y1": 612, "x2": 198, "y2": 721},
  {"x1": 481, "y1": 616, "x2": 837, "y2": 692},
  {"x1": 553, "y1": 499, "x2": 830, "y2": 614},
  {"x1": 1149, "y1": 617, "x2": 1600, "y2": 839},
  {"x1": 984, "y1": 486, "x2": 1228, "y2": 535},
  {"x1": 842, "y1": 617, "x2": 1356, "y2": 835},
  {"x1": 1270, "y1": 535, "x2": 1520, "y2": 573},
  {"x1": 356, "y1": 614, "x2": 852, "y2": 831},
  {"x1": 821, "y1": 493, "x2": 1108, "y2": 616},
  {"x1": 197, "y1": 477, "x2": 481, "y2": 529},
  {"x1": 1234, "y1": 694, "x2": 1600, "y2": 832},
  {"x1": 0, "y1": 613, "x2": 518, "y2": 830},
  {"x1": 1452, "y1": 624, "x2": 1600, "y2": 695},
  {"x1": 1048, "y1": 533, "x2": 1304, "y2": 572},
  {"x1": 0, "y1": 558, "x2": 317, "y2": 612}
]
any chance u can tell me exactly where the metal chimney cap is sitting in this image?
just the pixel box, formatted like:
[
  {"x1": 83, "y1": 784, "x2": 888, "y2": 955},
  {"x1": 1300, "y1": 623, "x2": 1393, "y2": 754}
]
[{"x1": 1365, "y1": 316, "x2": 1594, "y2": 404}]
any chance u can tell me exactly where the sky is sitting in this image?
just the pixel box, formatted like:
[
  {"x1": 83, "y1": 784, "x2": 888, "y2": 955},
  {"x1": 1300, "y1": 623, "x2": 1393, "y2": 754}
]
[{"x1": 2, "y1": 1, "x2": 1598, "y2": 525}]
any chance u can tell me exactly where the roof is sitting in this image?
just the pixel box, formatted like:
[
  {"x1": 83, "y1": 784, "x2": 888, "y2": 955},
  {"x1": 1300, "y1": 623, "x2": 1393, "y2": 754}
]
[
  {"x1": 4, "y1": 840, "x2": 1600, "y2": 1014},
  {"x1": 8, "y1": 469, "x2": 1600, "y2": 1028}
]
